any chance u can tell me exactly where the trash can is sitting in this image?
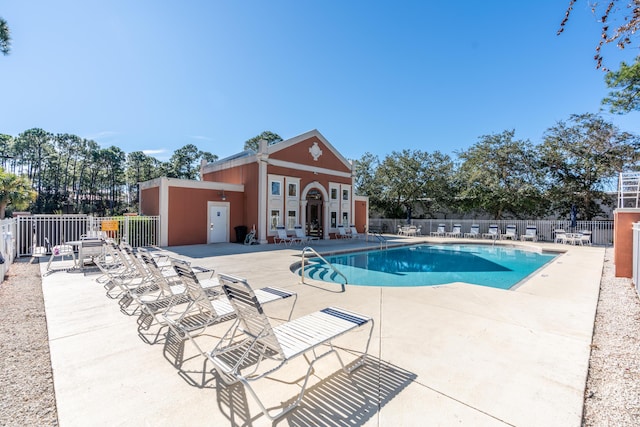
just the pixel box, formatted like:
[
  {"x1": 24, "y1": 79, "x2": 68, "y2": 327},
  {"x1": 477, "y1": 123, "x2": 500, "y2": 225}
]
[{"x1": 234, "y1": 225, "x2": 248, "y2": 244}]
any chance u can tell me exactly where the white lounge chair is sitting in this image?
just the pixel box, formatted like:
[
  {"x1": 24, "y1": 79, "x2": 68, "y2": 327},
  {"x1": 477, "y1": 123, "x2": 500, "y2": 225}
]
[
  {"x1": 349, "y1": 225, "x2": 364, "y2": 239},
  {"x1": 482, "y1": 224, "x2": 500, "y2": 240},
  {"x1": 446, "y1": 224, "x2": 462, "y2": 238},
  {"x1": 166, "y1": 261, "x2": 297, "y2": 358},
  {"x1": 209, "y1": 273, "x2": 374, "y2": 420},
  {"x1": 576, "y1": 230, "x2": 592, "y2": 246},
  {"x1": 464, "y1": 224, "x2": 480, "y2": 238},
  {"x1": 274, "y1": 226, "x2": 294, "y2": 245},
  {"x1": 430, "y1": 224, "x2": 446, "y2": 237},
  {"x1": 501, "y1": 225, "x2": 517, "y2": 240},
  {"x1": 336, "y1": 225, "x2": 350, "y2": 239},
  {"x1": 520, "y1": 226, "x2": 538, "y2": 242}
]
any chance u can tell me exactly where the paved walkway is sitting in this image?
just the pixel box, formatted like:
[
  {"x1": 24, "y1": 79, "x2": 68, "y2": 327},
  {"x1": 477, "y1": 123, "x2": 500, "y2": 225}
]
[{"x1": 40, "y1": 236, "x2": 605, "y2": 426}]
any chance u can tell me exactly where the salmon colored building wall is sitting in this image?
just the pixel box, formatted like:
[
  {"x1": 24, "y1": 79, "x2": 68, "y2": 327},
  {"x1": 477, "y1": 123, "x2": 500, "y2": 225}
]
[
  {"x1": 614, "y1": 209, "x2": 640, "y2": 278},
  {"x1": 140, "y1": 187, "x2": 159, "y2": 216},
  {"x1": 203, "y1": 163, "x2": 260, "y2": 232},
  {"x1": 167, "y1": 187, "x2": 244, "y2": 246}
]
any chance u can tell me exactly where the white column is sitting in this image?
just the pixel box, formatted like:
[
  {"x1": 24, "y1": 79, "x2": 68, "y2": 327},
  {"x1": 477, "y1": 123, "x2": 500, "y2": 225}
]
[{"x1": 257, "y1": 140, "x2": 269, "y2": 244}]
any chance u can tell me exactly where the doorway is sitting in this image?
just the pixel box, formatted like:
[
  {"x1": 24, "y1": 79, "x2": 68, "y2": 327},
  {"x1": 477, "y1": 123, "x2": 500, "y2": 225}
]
[
  {"x1": 306, "y1": 189, "x2": 323, "y2": 239},
  {"x1": 207, "y1": 202, "x2": 229, "y2": 243}
]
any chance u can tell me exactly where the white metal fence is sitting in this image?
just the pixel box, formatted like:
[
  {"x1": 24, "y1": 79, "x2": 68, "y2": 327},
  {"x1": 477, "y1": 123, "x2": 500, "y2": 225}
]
[
  {"x1": 15, "y1": 214, "x2": 160, "y2": 257},
  {"x1": 633, "y1": 222, "x2": 640, "y2": 296},
  {"x1": 0, "y1": 218, "x2": 17, "y2": 282},
  {"x1": 368, "y1": 218, "x2": 614, "y2": 246}
]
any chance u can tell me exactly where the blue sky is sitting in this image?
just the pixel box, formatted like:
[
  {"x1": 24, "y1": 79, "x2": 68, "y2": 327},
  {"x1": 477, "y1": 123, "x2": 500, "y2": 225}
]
[{"x1": 1, "y1": 1, "x2": 639, "y2": 162}]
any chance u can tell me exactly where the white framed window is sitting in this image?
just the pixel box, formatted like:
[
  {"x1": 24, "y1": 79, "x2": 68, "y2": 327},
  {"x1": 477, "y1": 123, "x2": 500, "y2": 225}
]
[
  {"x1": 288, "y1": 183, "x2": 297, "y2": 198},
  {"x1": 342, "y1": 189, "x2": 349, "y2": 201},
  {"x1": 271, "y1": 181, "x2": 281, "y2": 196},
  {"x1": 330, "y1": 212, "x2": 337, "y2": 228},
  {"x1": 331, "y1": 188, "x2": 338, "y2": 200},
  {"x1": 270, "y1": 210, "x2": 281, "y2": 230},
  {"x1": 342, "y1": 212, "x2": 349, "y2": 226},
  {"x1": 287, "y1": 210, "x2": 297, "y2": 229}
]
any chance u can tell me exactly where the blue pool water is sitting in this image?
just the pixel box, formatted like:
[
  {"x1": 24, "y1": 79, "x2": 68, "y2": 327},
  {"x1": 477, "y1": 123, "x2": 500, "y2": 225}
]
[{"x1": 299, "y1": 244, "x2": 558, "y2": 290}]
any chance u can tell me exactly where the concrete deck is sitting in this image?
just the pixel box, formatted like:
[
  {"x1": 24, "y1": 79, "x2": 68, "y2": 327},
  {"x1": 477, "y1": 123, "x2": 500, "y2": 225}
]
[{"x1": 40, "y1": 236, "x2": 605, "y2": 426}]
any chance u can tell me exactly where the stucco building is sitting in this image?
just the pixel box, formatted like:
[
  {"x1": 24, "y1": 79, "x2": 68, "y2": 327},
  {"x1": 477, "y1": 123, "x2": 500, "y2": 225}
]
[{"x1": 139, "y1": 129, "x2": 368, "y2": 246}]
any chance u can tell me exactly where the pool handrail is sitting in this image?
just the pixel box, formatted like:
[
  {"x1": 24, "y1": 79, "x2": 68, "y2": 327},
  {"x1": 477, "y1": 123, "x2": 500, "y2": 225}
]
[
  {"x1": 300, "y1": 246, "x2": 347, "y2": 292},
  {"x1": 367, "y1": 231, "x2": 388, "y2": 250}
]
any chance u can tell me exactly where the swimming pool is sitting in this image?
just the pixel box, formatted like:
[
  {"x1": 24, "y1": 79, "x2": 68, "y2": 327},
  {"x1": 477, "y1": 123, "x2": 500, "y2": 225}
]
[{"x1": 298, "y1": 244, "x2": 558, "y2": 290}]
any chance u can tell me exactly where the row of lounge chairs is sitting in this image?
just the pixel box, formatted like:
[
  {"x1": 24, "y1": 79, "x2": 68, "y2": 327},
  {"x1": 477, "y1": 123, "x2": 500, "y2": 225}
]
[
  {"x1": 274, "y1": 225, "x2": 364, "y2": 245},
  {"x1": 429, "y1": 224, "x2": 532, "y2": 240},
  {"x1": 92, "y1": 240, "x2": 374, "y2": 420}
]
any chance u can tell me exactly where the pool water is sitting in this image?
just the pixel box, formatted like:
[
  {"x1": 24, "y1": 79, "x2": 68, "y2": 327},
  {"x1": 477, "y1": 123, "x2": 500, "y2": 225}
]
[{"x1": 300, "y1": 244, "x2": 558, "y2": 290}]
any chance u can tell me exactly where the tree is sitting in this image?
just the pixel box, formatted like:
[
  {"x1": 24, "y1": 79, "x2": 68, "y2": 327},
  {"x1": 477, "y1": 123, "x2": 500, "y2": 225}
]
[
  {"x1": 166, "y1": 144, "x2": 205, "y2": 180},
  {"x1": 457, "y1": 130, "x2": 547, "y2": 219},
  {"x1": 559, "y1": 1, "x2": 640, "y2": 69},
  {"x1": 0, "y1": 17, "x2": 10, "y2": 56},
  {"x1": 539, "y1": 113, "x2": 640, "y2": 220},
  {"x1": 602, "y1": 56, "x2": 640, "y2": 113},
  {"x1": 374, "y1": 149, "x2": 456, "y2": 219},
  {"x1": 0, "y1": 169, "x2": 36, "y2": 218},
  {"x1": 244, "y1": 131, "x2": 283, "y2": 152}
]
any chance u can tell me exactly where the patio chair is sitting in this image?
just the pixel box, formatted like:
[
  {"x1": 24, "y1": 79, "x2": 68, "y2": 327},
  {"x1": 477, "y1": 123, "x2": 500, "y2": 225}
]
[
  {"x1": 576, "y1": 230, "x2": 592, "y2": 246},
  {"x1": 520, "y1": 226, "x2": 538, "y2": 242},
  {"x1": 274, "y1": 226, "x2": 294, "y2": 245},
  {"x1": 293, "y1": 225, "x2": 314, "y2": 244},
  {"x1": 349, "y1": 225, "x2": 364, "y2": 239},
  {"x1": 482, "y1": 224, "x2": 500, "y2": 240},
  {"x1": 430, "y1": 223, "x2": 446, "y2": 237},
  {"x1": 208, "y1": 273, "x2": 374, "y2": 420},
  {"x1": 464, "y1": 224, "x2": 480, "y2": 238},
  {"x1": 45, "y1": 238, "x2": 76, "y2": 272},
  {"x1": 78, "y1": 238, "x2": 105, "y2": 273},
  {"x1": 336, "y1": 225, "x2": 351, "y2": 239},
  {"x1": 501, "y1": 225, "x2": 518, "y2": 240},
  {"x1": 554, "y1": 229, "x2": 568, "y2": 244},
  {"x1": 166, "y1": 261, "x2": 297, "y2": 358},
  {"x1": 446, "y1": 224, "x2": 462, "y2": 238}
]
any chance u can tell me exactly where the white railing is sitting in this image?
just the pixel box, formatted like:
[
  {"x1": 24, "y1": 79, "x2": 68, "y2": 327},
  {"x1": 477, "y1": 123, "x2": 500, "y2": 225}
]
[
  {"x1": 0, "y1": 218, "x2": 17, "y2": 282},
  {"x1": 633, "y1": 222, "x2": 640, "y2": 297},
  {"x1": 368, "y1": 219, "x2": 614, "y2": 246},
  {"x1": 15, "y1": 214, "x2": 160, "y2": 257}
]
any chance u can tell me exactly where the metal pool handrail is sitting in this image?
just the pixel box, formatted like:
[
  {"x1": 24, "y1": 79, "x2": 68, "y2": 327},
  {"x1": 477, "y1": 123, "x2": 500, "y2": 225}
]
[
  {"x1": 368, "y1": 231, "x2": 388, "y2": 250},
  {"x1": 300, "y1": 246, "x2": 347, "y2": 291}
]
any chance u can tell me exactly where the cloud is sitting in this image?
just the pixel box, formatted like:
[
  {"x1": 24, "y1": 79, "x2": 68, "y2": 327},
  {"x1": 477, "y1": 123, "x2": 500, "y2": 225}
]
[
  {"x1": 85, "y1": 131, "x2": 119, "y2": 141},
  {"x1": 189, "y1": 135, "x2": 213, "y2": 141},
  {"x1": 142, "y1": 149, "x2": 167, "y2": 155}
]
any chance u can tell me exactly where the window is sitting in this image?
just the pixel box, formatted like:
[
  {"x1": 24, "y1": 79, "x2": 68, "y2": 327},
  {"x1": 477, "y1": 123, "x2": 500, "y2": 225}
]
[
  {"x1": 288, "y1": 183, "x2": 297, "y2": 197},
  {"x1": 270, "y1": 210, "x2": 281, "y2": 230},
  {"x1": 331, "y1": 188, "x2": 338, "y2": 200},
  {"x1": 342, "y1": 189, "x2": 349, "y2": 201},
  {"x1": 342, "y1": 212, "x2": 349, "y2": 226},
  {"x1": 287, "y1": 210, "x2": 297, "y2": 229},
  {"x1": 271, "y1": 181, "x2": 281, "y2": 196},
  {"x1": 330, "y1": 212, "x2": 337, "y2": 228}
]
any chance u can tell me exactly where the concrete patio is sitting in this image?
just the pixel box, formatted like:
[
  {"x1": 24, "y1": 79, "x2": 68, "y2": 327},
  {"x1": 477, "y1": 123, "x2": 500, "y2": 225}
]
[{"x1": 40, "y1": 235, "x2": 605, "y2": 426}]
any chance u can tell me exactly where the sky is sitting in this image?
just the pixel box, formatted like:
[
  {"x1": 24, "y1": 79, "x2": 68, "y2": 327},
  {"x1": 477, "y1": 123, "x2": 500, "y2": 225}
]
[{"x1": 1, "y1": 1, "x2": 639, "y2": 162}]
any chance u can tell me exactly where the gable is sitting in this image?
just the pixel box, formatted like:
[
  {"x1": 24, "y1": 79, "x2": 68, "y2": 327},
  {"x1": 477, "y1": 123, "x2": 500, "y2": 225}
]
[{"x1": 268, "y1": 130, "x2": 352, "y2": 173}]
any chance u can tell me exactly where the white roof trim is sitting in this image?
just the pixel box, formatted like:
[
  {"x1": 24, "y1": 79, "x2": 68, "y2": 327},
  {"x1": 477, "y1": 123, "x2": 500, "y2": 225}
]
[{"x1": 139, "y1": 177, "x2": 243, "y2": 192}]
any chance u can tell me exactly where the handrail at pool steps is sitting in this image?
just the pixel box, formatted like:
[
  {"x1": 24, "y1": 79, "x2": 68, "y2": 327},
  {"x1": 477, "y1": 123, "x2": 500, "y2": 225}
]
[
  {"x1": 368, "y1": 231, "x2": 388, "y2": 250},
  {"x1": 300, "y1": 246, "x2": 347, "y2": 291}
]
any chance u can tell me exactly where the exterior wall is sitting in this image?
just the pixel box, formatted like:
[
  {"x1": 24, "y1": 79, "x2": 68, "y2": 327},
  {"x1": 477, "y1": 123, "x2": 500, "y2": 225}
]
[
  {"x1": 354, "y1": 198, "x2": 369, "y2": 233},
  {"x1": 614, "y1": 209, "x2": 640, "y2": 277},
  {"x1": 140, "y1": 187, "x2": 160, "y2": 216},
  {"x1": 203, "y1": 162, "x2": 260, "y2": 233},
  {"x1": 167, "y1": 187, "x2": 244, "y2": 246}
]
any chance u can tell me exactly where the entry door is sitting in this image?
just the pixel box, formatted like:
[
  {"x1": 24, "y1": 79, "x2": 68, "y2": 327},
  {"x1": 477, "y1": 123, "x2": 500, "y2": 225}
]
[{"x1": 208, "y1": 203, "x2": 228, "y2": 243}]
